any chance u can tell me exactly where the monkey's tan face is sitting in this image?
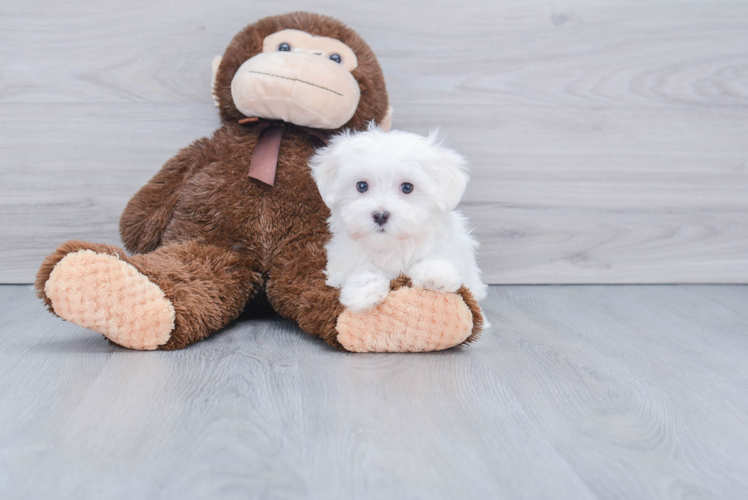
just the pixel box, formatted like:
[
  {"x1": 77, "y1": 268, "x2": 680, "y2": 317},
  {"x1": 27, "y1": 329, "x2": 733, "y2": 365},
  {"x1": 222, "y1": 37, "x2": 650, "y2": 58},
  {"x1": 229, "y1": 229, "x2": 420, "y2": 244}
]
[{"x1": 230, "y1": 29, "x2": 361, "y2": 129}]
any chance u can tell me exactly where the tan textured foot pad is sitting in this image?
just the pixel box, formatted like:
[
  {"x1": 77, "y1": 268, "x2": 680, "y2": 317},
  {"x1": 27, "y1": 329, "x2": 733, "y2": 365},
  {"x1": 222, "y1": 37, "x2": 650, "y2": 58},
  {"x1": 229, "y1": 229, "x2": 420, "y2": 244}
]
[
  {"x1": 45, "y1": 250, "x2": 175, "y2": 350},
  {"x1": 336, "y1": 286, "x2": 474, "y2": 353}
]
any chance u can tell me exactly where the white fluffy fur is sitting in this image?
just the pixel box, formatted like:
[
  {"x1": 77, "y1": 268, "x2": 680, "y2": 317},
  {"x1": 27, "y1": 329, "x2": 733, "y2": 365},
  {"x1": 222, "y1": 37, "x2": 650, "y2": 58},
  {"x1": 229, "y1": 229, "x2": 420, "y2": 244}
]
[{"x1": 309, "y1": 125, "x2": 488, "y2": 312}]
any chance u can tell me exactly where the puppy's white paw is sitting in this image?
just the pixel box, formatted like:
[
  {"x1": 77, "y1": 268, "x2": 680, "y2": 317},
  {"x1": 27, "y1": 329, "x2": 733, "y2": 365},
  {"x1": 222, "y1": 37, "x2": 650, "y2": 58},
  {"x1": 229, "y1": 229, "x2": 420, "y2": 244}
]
[
  {"x1": 340, "y1": 270, "x2": 391, "y2": 312},
  {"x1": 409, "y1": 260, "x2": 462, "y2": 293}
]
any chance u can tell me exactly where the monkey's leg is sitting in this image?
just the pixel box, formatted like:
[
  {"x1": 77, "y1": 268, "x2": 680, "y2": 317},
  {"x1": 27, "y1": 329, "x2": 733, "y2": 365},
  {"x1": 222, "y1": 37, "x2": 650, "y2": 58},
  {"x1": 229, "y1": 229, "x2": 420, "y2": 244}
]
[
  {"x1": 265, "y1": 237, "x2": 483, "y2": 352},
  {"x1": 264, "y1": 236, "x2": 346, "y2": 349},
  {"x1": 36, "y1": 240, "x2": 262, "y2": 350}
]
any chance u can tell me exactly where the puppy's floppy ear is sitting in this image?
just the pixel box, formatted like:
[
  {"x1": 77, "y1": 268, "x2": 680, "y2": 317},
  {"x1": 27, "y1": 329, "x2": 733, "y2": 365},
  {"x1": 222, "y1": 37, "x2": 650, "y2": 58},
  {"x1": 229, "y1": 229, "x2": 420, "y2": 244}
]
[
  {"x1": 309, "y1": 140, "x2": 341, "y2": 208},
  {"x1": 425, "y1": 131, "x2": 470, "y2": 212}
]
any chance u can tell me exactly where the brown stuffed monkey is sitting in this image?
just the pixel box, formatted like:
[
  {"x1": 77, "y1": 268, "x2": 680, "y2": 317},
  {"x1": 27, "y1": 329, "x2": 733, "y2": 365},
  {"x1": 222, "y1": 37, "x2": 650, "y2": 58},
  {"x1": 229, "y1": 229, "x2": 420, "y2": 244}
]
[{"x1": 35, "y1": 12, "x2": 483, "y2": 352}]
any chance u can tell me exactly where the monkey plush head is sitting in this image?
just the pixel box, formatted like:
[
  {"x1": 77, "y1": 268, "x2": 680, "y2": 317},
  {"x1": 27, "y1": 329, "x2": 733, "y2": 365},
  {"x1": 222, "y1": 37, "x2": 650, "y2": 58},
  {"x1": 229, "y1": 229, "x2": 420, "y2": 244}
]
[{"x1": 212, "y1": 12, "x2": 392, "y2": 132}]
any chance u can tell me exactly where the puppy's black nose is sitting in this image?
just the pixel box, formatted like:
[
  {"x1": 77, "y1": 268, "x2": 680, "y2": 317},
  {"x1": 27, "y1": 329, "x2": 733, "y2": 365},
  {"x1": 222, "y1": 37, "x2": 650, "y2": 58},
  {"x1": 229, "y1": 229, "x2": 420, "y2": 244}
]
[{"x1": 373, "y1": 211, "x2": 390, "y2": 226}]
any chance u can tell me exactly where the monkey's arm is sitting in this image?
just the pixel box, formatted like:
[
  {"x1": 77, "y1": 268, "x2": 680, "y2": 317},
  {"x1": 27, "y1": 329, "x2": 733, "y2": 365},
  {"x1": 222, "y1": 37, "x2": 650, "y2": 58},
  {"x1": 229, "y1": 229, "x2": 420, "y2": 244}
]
[{"x1": 120, "y1": 137, "x2": 213, "y2": 254}]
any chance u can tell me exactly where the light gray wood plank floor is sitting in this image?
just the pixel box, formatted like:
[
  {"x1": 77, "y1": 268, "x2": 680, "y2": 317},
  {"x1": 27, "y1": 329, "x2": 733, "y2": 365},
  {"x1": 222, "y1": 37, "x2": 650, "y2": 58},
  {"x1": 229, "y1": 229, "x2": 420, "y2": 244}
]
[{"x1": 2, "y1": 284, "x2": 747, "y2": 499}]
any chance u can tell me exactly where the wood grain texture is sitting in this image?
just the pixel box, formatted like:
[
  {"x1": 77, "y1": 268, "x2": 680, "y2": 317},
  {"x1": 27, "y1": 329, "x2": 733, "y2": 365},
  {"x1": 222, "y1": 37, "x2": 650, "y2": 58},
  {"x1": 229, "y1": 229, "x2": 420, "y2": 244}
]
[
  {"x1": 1, "y1": 0, "x2": 747, "y2": 283},
  {"x1": 2, "y1": 284, "x2": 748, "y2": 499}
]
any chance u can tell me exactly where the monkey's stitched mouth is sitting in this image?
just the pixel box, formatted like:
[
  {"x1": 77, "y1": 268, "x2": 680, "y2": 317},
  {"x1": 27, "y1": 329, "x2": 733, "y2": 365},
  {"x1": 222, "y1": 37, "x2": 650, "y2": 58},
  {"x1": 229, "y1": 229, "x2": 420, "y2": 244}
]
[{"x1": 247, "y1": 71, "x2": 343, "y2": 96}]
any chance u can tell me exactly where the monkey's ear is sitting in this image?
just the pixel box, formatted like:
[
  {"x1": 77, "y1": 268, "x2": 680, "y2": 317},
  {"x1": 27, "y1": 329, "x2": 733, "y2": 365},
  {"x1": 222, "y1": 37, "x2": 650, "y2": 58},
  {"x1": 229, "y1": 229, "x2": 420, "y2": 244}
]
[
  {"x1": 211, "y1": 55, "x2": 222, "y2": 107},
  {"x1": 379, "y1": 105, "x2": 394, "y2": 132}
]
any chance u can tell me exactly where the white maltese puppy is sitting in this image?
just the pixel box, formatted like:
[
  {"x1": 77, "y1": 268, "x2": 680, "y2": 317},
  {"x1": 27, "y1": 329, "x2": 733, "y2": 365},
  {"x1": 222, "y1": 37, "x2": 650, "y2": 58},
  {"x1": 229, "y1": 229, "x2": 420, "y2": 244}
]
[{"x1": 309, "y1": 126, "x2": 488, "y2": 312}]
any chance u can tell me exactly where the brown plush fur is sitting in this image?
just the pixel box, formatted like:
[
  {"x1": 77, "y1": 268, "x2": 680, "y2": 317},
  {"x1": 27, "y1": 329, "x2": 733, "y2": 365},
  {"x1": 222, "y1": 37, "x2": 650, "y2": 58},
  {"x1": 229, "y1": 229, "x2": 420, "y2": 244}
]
[{"x1": 35, "y1": 12, "x2": 483, "y2": 351}]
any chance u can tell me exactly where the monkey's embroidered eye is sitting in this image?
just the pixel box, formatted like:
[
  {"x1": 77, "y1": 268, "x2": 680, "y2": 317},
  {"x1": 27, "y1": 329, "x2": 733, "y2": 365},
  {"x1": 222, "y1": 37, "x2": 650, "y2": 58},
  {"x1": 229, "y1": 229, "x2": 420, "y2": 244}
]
[
  {"x1": 329, "y1": 54, "x2": 342, "y2": 64},
  {"x1": 357, "y1": 181, "x2": 369, "y2": 193},
  {"x1": 278, "y1": 43, "x2": 291, "y2": 51},
  {"x1": 401, "y1": 182, "x2": 414, "y2": 194}
]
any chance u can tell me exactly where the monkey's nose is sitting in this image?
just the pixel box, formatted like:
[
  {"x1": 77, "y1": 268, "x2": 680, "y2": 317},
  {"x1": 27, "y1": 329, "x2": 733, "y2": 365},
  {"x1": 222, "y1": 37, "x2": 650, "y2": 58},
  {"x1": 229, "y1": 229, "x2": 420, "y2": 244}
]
[{"x1": 373, "y1": 211, "x2": 390, "y2": 226}]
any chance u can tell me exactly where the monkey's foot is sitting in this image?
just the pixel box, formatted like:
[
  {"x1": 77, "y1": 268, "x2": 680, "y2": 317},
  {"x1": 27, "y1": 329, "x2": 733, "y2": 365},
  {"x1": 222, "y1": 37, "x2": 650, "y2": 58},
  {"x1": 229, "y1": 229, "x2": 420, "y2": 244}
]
[
  {"x1": 43, "y1": 249, "x2": 175, "y2": 350},
  {"x1": 335, "y1": 277, "x2": 483, "y2": 353}
]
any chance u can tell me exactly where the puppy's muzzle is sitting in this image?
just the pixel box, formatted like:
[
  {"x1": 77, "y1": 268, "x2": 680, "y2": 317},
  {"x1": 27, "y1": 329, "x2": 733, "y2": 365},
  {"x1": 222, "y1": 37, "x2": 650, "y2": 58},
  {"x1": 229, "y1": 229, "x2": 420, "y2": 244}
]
[{"x1": 373, "y1": 211, "x2": 390, "y2": 226}]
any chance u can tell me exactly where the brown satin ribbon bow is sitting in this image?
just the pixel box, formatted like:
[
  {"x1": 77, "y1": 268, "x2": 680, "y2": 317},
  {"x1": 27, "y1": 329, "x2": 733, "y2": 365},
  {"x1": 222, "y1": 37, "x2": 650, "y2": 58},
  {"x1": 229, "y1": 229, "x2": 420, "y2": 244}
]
[{"x1": 238, "y1": 117, "x2": 332, "y2": 186}]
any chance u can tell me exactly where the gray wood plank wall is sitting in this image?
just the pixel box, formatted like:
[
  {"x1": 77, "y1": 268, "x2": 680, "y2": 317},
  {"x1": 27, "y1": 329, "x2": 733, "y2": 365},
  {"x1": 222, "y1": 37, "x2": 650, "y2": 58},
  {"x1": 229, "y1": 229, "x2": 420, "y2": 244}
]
[{"x1": 1, "y1": 0, "x2": 747, "y2": 284}]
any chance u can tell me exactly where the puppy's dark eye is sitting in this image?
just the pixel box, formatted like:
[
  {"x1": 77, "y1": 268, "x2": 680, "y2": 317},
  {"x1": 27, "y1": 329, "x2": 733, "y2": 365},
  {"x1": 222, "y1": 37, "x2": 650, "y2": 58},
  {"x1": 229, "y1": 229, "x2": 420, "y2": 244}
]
[
  {"x1": 278, "y1": 43, "x2": 291, "y2": 51},
  {"x1": 356, "y1": 181, "x2": 368, "y2": 193},
  {"x1": 401, "y1": 182, "x2": 414, "y2": 194},
  {"x1": 329, "y1": 53, "x2": 342, "y2": 63}
]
